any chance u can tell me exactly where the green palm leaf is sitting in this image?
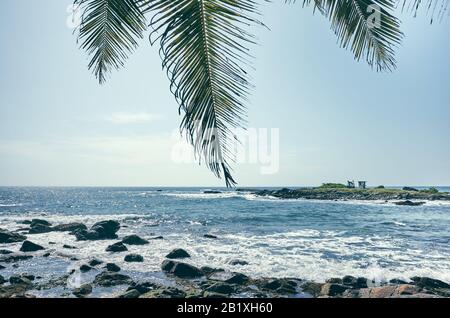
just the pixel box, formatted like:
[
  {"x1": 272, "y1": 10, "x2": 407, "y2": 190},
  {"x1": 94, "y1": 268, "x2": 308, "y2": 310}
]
[
  {"x1": 75, "y1": 0, "x2": 147, "y2": 84},
  {"x1": 288, "y1": 0, "x2": 403, "y2": 71},
  {"x1": 141, "y1": 0, "x2": 263, "y2": 187},
  {"x1": 400, "y1": 0, "x2": 449, "y2": 23}
]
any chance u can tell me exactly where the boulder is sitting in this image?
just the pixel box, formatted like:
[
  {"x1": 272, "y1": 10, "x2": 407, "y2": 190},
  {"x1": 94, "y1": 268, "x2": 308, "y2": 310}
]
[
  {"x1": 105, "y1": 263, "x2": 121, "y2": 272},
  {"x1": 73, "y1": 284, "x2": 93, "y2": 298},
  {"x1": 20, "y1": 240, "x2": 45, "y2": 252},
  {"x1": 89, "y1": 259, "x2": 103, "y2": 267},
  {"x1": 63, "y1": 244, "x2": 77, "y2": 249},
  {"x1": 127, "y1": 282, "x2": 157, "y2": 294},
  {"x1": 119, "y1": 289, "x2": 141, "y2": 298},
  {"x1": 166, "y1": 248, "x2": 190, "y2": 259},
  {"x1": 106, "y1": 242, "x2": 128, "y2": 253},
  {"x1": 201, "y1": 266, "x2": 225, "y2": 276},
  {"x1": 74, "y1": 220, "x2": 120, "y2": 241},
  {"x1": 0, "y1": 265, "x2": 5, "y2": 270},
  {"x1": 205, "y1": 282, "x2": 235, "y2": 295},
  {"x1": 9, "y1": 275, "x2": 33, "y2": 286},
  {"x1": 124, "y1": 254, "x2": 144, "y2": 263},
  {"x1": 30, "y1": 219, "x2": 51, "y2": 227},
  {"x1": 229, "y1": 259, "x2": 249, "y2": 266},
  {"x1": 161, "y1": 260, "x2": 203, "y2": 278},
  {"x1": 93, "y1": 271, "x2": 133, "y2": 287},
  {"x1": 121, "y1": 235, "x2": 149, "y2": 245},
  {"x1": 320, "y1": 283, "x2": 349, "y2": 296},
  {"x1": 342, "y1": 275, "x2": 368, "y2": 288},
  {"x1": 0, "y1": 229, "x2": 26, "y2": 243},
  {"x1": 29, "y1": 224, "x2": 52, "y2": 234},
  {"x1": 411, "y1": 277, "x2": 450, "y2": 289},
  {"x1": 0, "y1": 249, "x2": 13, "y2": 255},
  {"x1": 0, "y1": 253, "x2": 33, "y2": 263},
  {"x1": 52, "y1": 223, "x2": 87, "y2": 232},
  {"x1": 358, "y1": 285, "x2": 422, "y2": 298},
  {"x1": 80, "y1": 264, "x2": 93, "y2": 273}
]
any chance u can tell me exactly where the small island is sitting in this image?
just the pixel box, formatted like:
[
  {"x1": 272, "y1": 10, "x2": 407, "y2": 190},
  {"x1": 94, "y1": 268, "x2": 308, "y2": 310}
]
[{"x1": 242, "y1": 184, "x2": 450, "y2": 204}]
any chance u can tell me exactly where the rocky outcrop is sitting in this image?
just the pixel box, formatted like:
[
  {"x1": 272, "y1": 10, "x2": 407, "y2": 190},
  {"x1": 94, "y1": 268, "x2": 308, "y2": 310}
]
[
  {"x1": 166, "y1": 248, "x2": 190, "y2": 259},
  {"x1": 121, "y1": 235, "x2": 149, "y2": 245},
  {"x1": 93, "y1": 271, "x2": 133, "y2": 287},
  {"x1": 74, "y1": 220, "x2": 120, "y2": 241},
  {"x1": 161, "y1": 260, "x2": 203, "y2": 278},
  {"x1": 20, "y1": 241, "x2": 45, "y2": 252},
  {"x1": 105, "y1": 263, "x2": 121, "y2": 272},
  {"x1": 0, "y1": 229, "x2": 26, "y2": 243}
]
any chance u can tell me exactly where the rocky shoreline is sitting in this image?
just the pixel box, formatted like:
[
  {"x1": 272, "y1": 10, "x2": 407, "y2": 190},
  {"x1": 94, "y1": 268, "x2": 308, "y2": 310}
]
[
  {"x1": 1, "y1": 219, "x2": 449, "y2": 299},
  {"x1": 243, "y1": 187, "x2": 450, "y2": 204}
]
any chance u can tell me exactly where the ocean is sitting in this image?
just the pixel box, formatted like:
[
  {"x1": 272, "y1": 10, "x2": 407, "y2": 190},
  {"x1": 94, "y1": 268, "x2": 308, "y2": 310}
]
[{"x1": 1, "y1": 187, "x2": 449, "y2": 297}]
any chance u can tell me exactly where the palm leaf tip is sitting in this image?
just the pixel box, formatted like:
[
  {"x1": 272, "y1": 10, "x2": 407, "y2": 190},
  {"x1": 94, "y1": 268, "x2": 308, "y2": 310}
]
[
  {"x1": 144, "y1": 0, "x2": 263, "y2": 187},
  {"x1": 75, "y1": 0, "x2": 147, "y2": 84}
]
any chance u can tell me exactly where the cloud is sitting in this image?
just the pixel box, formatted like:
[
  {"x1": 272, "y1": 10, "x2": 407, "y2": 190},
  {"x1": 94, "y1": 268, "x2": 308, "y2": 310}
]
[{"x1": 106, "y1": 112, "x2": 163, "y2": 124}]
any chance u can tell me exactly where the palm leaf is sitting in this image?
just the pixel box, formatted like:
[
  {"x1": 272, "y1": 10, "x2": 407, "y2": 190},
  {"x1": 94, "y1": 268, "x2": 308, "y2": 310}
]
[
  {"x1": 399, "y1": 0, "x2": 449, "y2": 23},
  {"x1": 287, "y1": 0, "x2": 403, "y2": 71},
  {"x1": 75, "y1": 0, "x2": 147, "y2": 84},
  {"x1": 141, "y1": 0, "x2": 263, "y2": 187}
]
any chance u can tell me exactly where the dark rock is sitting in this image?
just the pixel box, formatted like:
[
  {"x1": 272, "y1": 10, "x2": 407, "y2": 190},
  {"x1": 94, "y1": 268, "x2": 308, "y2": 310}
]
[
  {"x1": 166, "y1": 248, "x2": 190, "y2": 259},
  {"x1": 0, "y1": 283, "x2": 31, "y2": 298},
  {"x1": 21, "y1": 274, "x2": 35, "y2": 281},
  {"x1": 43, "y1": 252, "x2": 51, "y2": 258},
  {"x1": 124, "y1": 254, "x2": 144, "y2": 263},
  {"x1": 74, "y1": 220, "x2": 120, "y2": 241},
  {"x1": 320, "y1": 283, "x2": 349, "y2": 296},
  {"x1": 20, "y1": 240, "x2": 45, "y2": 252},
  {"x1": 30, "y1": 219, "x2": 51, "y2": 227},
  {"x1": 301, "y1": 281, "x2": 324, "y2": 297},
  {"x1": 161, "y1": 260, "x2": 203, "y2": 278},
  {"x1": 29, "y1": 224, "x2": 52, "y2": 234},
  {"x1": 203, "y1": 190, "x2": 222, "y2": 194},
  {"x1": 0, "y1": 249, "x2": 13, "y2": 255},
  {"x1": 0, "y1": 265, "x2": 5, "y2": 270},
  {"x1": 342, "y1": 275, "x2": 368, "y2": 288},
  {"x1": 205, "y1": 282, "x2": 235, "y2": 295},
  {"x1": 140, "y1": 287, "x2": 186, "y2": 298},
  {"x1": 106, "y1": 242, "x2": 128, "y2": 253},
  {"x1": 0, "y1": 229, "x2": 26, "y2": 243},
  {"x1": 208, "y1": 271, "x2": 249, "y2": 285},
  {"x1": 89, "y1": 259, "x2": 103, "y2": 267},
  {"x1": 229, "y1": 259, "x2": 249, "y2": 266},
  {"x1": 203, "y1": 234, "x2": 218, "y2": 239},
  {"x1": 411, "y1": 277, "x2": 450, "y2": 289},
  {"x1": 52, "y1": 223, "x2": 87, "y2": 232},
  {"x1": 326, "y1": 278, "x2": 343, "y2": 284},
  {"x1": 73, "y1": 284, "x2": 92, "y2": 298},
  {"x1": 151, "y1": 236, "x2": 164, "y2": 240},
  {"x1": 226, "y1": 273, "x2": 250, "y2": 285},
  {"x1": 394, "y1": 200, "x2": 425, "y2": 206},
  {"x1": 93, "y1": 271, "x2": 133, "y2": 287},
  {"x1": 0, "y1": 275, "x2": 5, "y2": 284},
  {"x1": 389, "y1": 278, "x2": 408, "y2": 285},
  {"x1": 403, "y1": 187, "x2": 419, "y2": 192},
  {"x1": 128, "y1": 282, "x2": 157, "y2": 294},
  {"x1": 0, "y1": 253, "x2": 33, "y2": 263},
  {"x1": 63, "y1": 244, "x2": 77, "y2": 249},
  {"x1": 119, "y1": 289, "x2": 141, "y2": 298},
  {"x1": 80, "y1": 264, "x2": 93, "y2": 273},
  {"x1": 9, "y1": 275, "x2": 33, "y2": 286},
  {"x1": 201, "y1": 266, "x2": 224, "y2": 276},
  {"x1": 105, "y1": 263, "x2": 121, "y2": 272},
  {"x1": 122, "y1": 235, "x2": 149, "y2": 245}
]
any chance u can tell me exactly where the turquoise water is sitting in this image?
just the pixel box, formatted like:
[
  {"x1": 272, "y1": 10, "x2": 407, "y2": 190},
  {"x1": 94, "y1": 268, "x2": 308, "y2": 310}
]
[{"x1": 0, "y1": 187, "x2": 449, "y2": 291}]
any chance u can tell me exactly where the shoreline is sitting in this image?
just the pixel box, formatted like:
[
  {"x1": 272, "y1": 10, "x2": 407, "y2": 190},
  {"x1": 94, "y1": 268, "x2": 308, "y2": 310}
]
[{"x1": 1, "y1": 219, "x2": 449, "y2": 298}]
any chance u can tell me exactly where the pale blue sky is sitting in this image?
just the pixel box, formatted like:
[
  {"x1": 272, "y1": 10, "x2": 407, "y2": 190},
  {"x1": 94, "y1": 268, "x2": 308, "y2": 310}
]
[{"x1": 0, "y1": 0, "x2": 449, "y2": 187}]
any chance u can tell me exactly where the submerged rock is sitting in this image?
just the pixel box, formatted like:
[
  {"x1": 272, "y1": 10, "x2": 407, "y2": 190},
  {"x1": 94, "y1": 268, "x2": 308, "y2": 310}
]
[
  {"x1": 203, "y1": 234, "x2": 218, "y2": 239},
  {"x1": 20, "y1": 240, "x2": 45, "y2": 252},
  {"x1": 93, "y1": 271, "x2": 133, "y2": 287},
  {"x1": 0, "y1": 229, "x2": 26, "y2": 243},
  {"x1": 73, "y1": 284, "x2": 93, "y2": 298},
  {"x1": 166, "y1": 248, "x2": 190, "y2": 259},
  {"x1": 106, "y1": 242, "x2": 128, "y2": 253},
  {"x1": 29, "y1": 224, "x2": 52, "y2": 234},
  {"x1": 124, "y1": 254, "x2": 144, "y2": 263},
  {"x1": 121, "y1": 235, "x2": 149, "y2": 245},
  {"x1": 161, "y1": 260, "x2": 204, "y2": 278}
]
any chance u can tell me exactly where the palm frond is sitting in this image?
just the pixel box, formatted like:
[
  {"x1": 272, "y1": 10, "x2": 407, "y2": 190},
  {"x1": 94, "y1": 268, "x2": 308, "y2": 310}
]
[
  {"x1": 75, "y1": 0, "x2": 147, "y2": 84},
  {"x1": 399, "y1": 0, "x2": 449, "y2": 23},
  {"x1": 287, "y1": 0, "x2": 403, "y2": 72}
]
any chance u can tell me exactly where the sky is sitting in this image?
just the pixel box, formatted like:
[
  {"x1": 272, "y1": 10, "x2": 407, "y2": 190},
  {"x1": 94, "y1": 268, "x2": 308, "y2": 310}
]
[{"x1": 0, "y1": 0, "x2": 449, "y2": 187}]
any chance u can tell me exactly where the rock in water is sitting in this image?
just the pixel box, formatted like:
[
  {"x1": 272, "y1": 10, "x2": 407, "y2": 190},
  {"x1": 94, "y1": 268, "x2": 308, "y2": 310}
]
[
  {"x1": 122, "y1": 235, "x2": 149, "y2": 245},
  {"x1": 0, "y1": 253, "x2": 33, "y2": 263},
  {"x1": 394, "y1": 200, "x2": 425, "y2": 206},
  {"x1": 124, "y1": 254, "x2": 144, "y2": 263},
  {"x1": 28, "y1": 224, "x2": 52, "y2": 234},
  {"x1": 411, "y1": 277, "x2": 450, "y2": 289},
  {"x1": 73, "y1": 284, "x2": 93, "y2": 298},
  {"x1": 20, "y1": 240, "x2": 45, "y2": 252},
  {"x1": 320, "y1": 283, "x2": 349, "y2": 296},
  {"x1": 80, "y1": 264, "x2": 93, "y2": 273},
  {"x1": 89, "y1": 259, "x2": 103, "y2": 267},
  {"x1": 0, "y1": 275, "x2": 5, "y2": 284},
  {"x1": 106, "y1": 242, "x2": 128, "y2": 253},
  {"x1": 52, "y1": 223, "x2": 87, "y2": 232},
  {"x1": 9, "y1": 275, "x2": 33, "y2": 286},
  {"x1": 74, "y1": 220, "x2": 120, "y2": 241},
  {"x1": 203, "y1": 234, "x2": 218, "y2": 239},
  {"x1": 402, "y1": 187, "x2": 419, "y2": 192},
  {"x1": 205, "y1": 282, "x2": 235, "y2": 295},
  {"x1": 166, "y1": 248, "x2": 190, "y2": 259},
  {"x1": 105, "y1": 263, "x2": 121, "y2": 272},
  {"x1": 0, "y1": 229, "x2": 27, "y2": 243},
  {"x1": 30, "y1": 219, "x2": 51, "y2": 227},
  {"x1": 0, "y1": 249, "x2": 13, "y2": 255},
  {"x1": 161, "y1": 260, "x2": 203, "y2": 278},
  {"x1": 118, "y1": 289, "x2": 141, "y2": 298},
  {"x1": 93, "y1": 272, "x2": 133, "y2": 287},
  {"x1": 229, "y1": 259, "x2": 249, "y2": 266}
]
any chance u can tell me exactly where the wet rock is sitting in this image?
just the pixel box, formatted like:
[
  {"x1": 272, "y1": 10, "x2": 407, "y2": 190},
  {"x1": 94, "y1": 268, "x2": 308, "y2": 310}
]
[
  {"x1": 203, "y1": 234, "x2": 218, "y2": 239},
  {"x1": 74, "y1": 220, "x2": 120, "y2": 241},
  {"x1": 105, "y1": 263, "x2": 121, "y2": 272},
  {"x1": 0, "y1": 249, "x2": 13, "y2": 255},
  {"x1": 140, "y1": 287, "x2": 186, "y2": 298},
  {"x1": 0, "y1": 229, "x2": 27, "y2": 243},
  {"x1": 0, "y1": 265, "x2": 5, "y2": 270},
  {"x1": 389, "y1": 278, "x2": 408, "y2": 285},
  {"x1": 124, "y1": 254, "x2": 144, "y2": 263},
  {"x1": 80, "y1": 264, "x2": 93, "y2": 273},
  {"x1": 0, "y1": 275, "x2": 5, "y2": 284},
  {"x1": 161, "y1": 260, "x2": 204, "y2": 279},
  {"x1": 205, "y1": 282, "x2": 235, "y2": 295},
  {"x1": 326, "y1": 278, "x2": 343, "y2": 284},
  {"x1": 394, "y1": 200, "x2": 425, "y2": 206},
  {"x1": 0, "y1": 283, "x2": 31, "y2": 298},
  {"x1": 229, "y1": 259, "x2": 248, "y2": 266},
  {"x1": 29, "y1": 224, "x2": 52, "y2": 234},
  {"x1": 127, "y1": 282, "x2": 157, "y2": 294},
  {"x1": 73, "y1": 284, "x2": 92, "y2": 298},
  {"x1": 411, "y1": 277, "x2": 450, "y2": 289},
  {"x1": 342, "y1": 275, "x2": 368, "y2": 288},
  {"x1": 201, "y1": 266, "x2": 225, "y2": 276},
  {"x1": 122, "y1": 235, "x2": 149, "y2": 245},
  {"x1": 30, "y1": 219, "x2": 51, "y2": 227},
  {"x1": 151, "y1": 236, "x2": 164, "y2": 240},
  {"x1": 9, "y1": 275, "x2": 33, "y2": 286},
  {"x1": 320, "y1": 283, "x2": 349, "y2": 296},
  {"x1": 301, "y1": 281, "x2": 324, "y2": 297},
  {"x1": 106, "y1": 242, "x2": 128, "y2": 253},
  {"x1": 52, "y1": 223, "x2": 87, "y2": 232},
  {"x1": 20, "y1": 240, "x2": 45, "y2": 252},
  {"x1": 89, "y1": 259, "x2": 103, "y2": 267},
  {"x1": 63, "y1": 244, "x2": 77, "y2": 249},
  {"x1": 0, "y1": 253, "x2": 33, "y2": 264},
  {"x1": 166, "y1": 248, "x2": 190, "y2": 259},
  {"x1": 93, "y1": 271, "x2": 133, "y2": 287},
  {"x1": 119, "y1": 289, "x2": 141, "y2": 298},
  {"x1": 43, "y1": 252, "x2": 51, "y2": 258}
]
